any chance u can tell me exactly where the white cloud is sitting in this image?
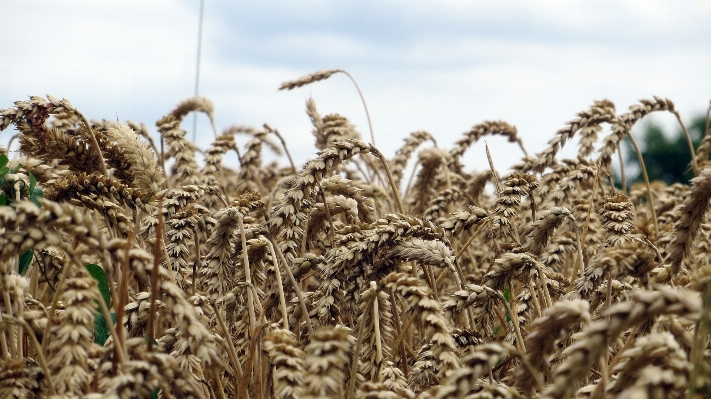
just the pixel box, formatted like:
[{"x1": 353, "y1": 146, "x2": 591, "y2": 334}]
[
  {"x1": 0, "y1": 1, "x2": 196, "y2": 121},
  {"x1": 1, "y1": 0, "x2": 708, "y2": 175}
]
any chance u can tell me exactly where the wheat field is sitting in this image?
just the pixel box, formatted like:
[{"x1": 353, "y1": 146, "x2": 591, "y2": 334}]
[{"x1": 0, "y1": 69, "x2": 710, "y2": 399}]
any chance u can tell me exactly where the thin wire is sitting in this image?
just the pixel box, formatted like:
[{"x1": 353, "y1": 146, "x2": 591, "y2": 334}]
[{"x1": 192, "y1": 0, "x2": 205, "y2": 142}]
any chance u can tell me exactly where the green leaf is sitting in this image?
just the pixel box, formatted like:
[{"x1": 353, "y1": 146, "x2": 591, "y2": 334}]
[
  {"x1": 85, "y1": 264, "x2": 111, "y2": 308},
  {"x1": 30, "y1": 188, "x2": 43, "y2": 207},
  {"x1": 151, "y1": 388, "x2": 160, "y2": 399},
  {"x1": 0, "y1": 153, "x2": 8, "y2": 169},
  {"x1": 29, "y1": 172, "x2": 36, "y2": 192},
  {"x1": 141, "y1": 334, "x2": 159, "y2": 347},
  {"x1": 0, "y1": 166, "x2": 8, "y2": 176},
  {"x1": 0, "y1": 195, "x2": 6, "y2": 206},
  {"x1": 29, "y1": 172, "x2": 43, "y2": 207},
  {"x1": 94, "y1": 311, "x2": 116, "y2": 345},
  {"x1": 19, "y1": 250, "x2": 33, "y2": 276},
  {"x1": 9, "y1": 163, "x2": 22, "y2": 174}
]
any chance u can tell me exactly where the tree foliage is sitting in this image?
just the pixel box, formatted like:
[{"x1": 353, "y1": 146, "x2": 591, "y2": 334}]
[{"x1": 624, "y1": 115, "x2": 708, "y2": 185}]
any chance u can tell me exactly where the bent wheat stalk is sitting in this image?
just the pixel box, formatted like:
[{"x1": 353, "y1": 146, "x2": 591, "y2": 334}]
[{"x1": 280, "y1": 69, "x2": 376, "y2": 146}]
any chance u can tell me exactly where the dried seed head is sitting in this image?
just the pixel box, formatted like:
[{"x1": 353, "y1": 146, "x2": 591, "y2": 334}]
[
  {"x1": 597, "y1": 193, "x2": 635, "y2": 246},
  {"x1": 279, "y1": 69, "x2": 341, "y2": 91}
]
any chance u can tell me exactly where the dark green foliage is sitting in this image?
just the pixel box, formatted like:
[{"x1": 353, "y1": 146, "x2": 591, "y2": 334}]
[
  {"x1": 624, "y1": 115, "x2": 707, "y2": 185},
  {"x1": 85, "y1": 264, "x2": 111, "y2": 308},
  {"x1": 0, "y1": 156, "x2": 45, "y2": 275},
  {"x1": 0, "y1": 156, "x2": 43, "y2": 207},
  {"x1": 94, "y1": 312, "x2": 116, "y2": 346},
  {"x1": 86, "y1": 263, "x2": 115, "y2": 345},
  {"x1": 18, "y1": 250, "x2": 34, "y2": 276}
]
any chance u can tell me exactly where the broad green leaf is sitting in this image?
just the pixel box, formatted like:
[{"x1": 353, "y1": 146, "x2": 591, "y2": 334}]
[
  {"x1": 30, "y1": 188, "x2": 43, "y2": 207},
  {"x1": 85, "y1": 264, "x2": 111, "y2": 308},
  {"x1": 94, "y1": 311, "x2": 116, "y2": 346},
  {"x1": 19, "y1": 250, "x2": 33, "y2": 276},
  {"x1": 29, "y1": 172, "x2": 36, "y2": 192},
  {"x1": 0, "y1": 195, "x2": 6, "y2": 206},
  {"x1": 0, "y1": 153, "x2": 8, "y2": 169},
  {"x1": 151, "y1": 388, "x2": 160, "y2": 399},
  {"x1": 0, "y1": 166, "x2": 8, "y2": 176}
]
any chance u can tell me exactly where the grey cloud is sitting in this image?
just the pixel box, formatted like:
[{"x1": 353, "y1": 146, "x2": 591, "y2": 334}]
[{"x1": 198, "y1": 1, "x2": 710, "y2": 69}]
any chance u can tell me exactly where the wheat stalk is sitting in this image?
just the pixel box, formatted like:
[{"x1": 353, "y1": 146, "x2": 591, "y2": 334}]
[
  {"x1": 541, "y1": 286, "x2": 700, "y2": 399},
  {"x1": 280, "y1": 69, "x2": 376, "y2": 145},
  {"x1": 449, "y1": 121, "x2": 523, "y2": 170},
  {"x1": 390, "y1": 131, "x2": 437, "y2": 188},
  {"x1": 171, "y1": 96, "x2": 218, "y2": 138},
  {"x1": 3, "y1": 90, "x2": 711, "y2": 399}
]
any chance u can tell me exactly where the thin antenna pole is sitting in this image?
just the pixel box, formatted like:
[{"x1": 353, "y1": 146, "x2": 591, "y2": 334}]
[{"x1": 192, "y1": 0, "x2": 205, "y2": 142}]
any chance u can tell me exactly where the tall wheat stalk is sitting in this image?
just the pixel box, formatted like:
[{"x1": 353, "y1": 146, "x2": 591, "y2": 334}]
[{"x1": 0, "y1": 91, "x2": 709, "y2": 399}]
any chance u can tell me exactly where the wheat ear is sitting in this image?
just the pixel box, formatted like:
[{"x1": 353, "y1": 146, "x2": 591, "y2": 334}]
[
  {"x1": 46, "y1": 266, "x2": 103, "y2": 395},
  {"x1": 407, "y1": 148, "x2": 451, "y2": 216},
  {"x1": 5, "y1": 95, "x2": 108, "y2": 176},
  {"x1": 529, "y1": 103, "x2": 616, "y2": 173},
  {"x1": 597, "y1": 97, "x2": 677, "y2": 234},
  {"x1": 302, "y1": 325, "x2": 356, "y2": 399},
  {"x1": 236, "y1": 130, "x2": 269, "y2": 194},
  {"x1": 602, "y1": 332, "x2": 688, "y2": 399},
  {"x1": 488, "y1": 172, "x2": 537, "y2": 243},
  {"x1": 306, "y1": 98, "x2": 324, "y2": 143},
  {"x1": 666, "y1": 168, "x2": 711, "y2": 274},
  {"x1": 426, "y1": 342, "x2": 516, "y2": 399},
  {"x1": 356, "y1": 281, "x2": 394, "y2": 382},
  {"x1": 157, "y1": 114, "x2": 201, "y2": 186},
  {"x1": 442, "y1": 283, "x2": 502, "y2": 338},
  {"x1": 0, "y1": 95, "x2": 109, "y2": 176},
  {"x1": 135, "y1": 249, "x2": 223, "y2": 372},
  {"x1": 269, "y1": 139, "x2": 371, "y2": 262},
  {"x1": 516, "y1": 299, "x2": 591, "y2": 393},
  {"x1": 525, "y1": 207, "x2": 574, "y2": 255},
  {"x1": 105, "y1": 121, "x2": 165, "y2": 194},
  {"x1": 280, "y1": 69, "x2": 376, "y2": 145},
  {"x1": 171, "y1": 96, "x2": 218, "y2": 138},
  {"x1": 598, "y1": 96, "x2": 675, "y2": 169},
  {"x1": 321, "y1": 175, "x2": 376, "y2": 223},
  {"x1": 390, "y1": 131, "x2": 437, "y2": 188},
  {"x1": 381, "y1": 271, "x2": 459, "y2": 376},
  {"x1": 541, "y1": 286, "x2": 700, "y2": 399},
  {"x1": 265, "y1": 328, "x2": 305, "y2": 399},
  {"x1": 201, "y1": 133, "x2": 237, "y2": 206},
  {"x1": 449, "y1": 121, "x2": 522, "y2": 170},
  {"x1": 201, "y1": 204, "x2": 249, "y2": 299},
  {"x1": 315, "y1": 214, "x2": 445, "y2": 325}
]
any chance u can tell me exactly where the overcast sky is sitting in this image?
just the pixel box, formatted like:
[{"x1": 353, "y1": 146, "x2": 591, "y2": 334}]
[{"x1": 1, "y1": 0, "x2": 709, "y2": 172}]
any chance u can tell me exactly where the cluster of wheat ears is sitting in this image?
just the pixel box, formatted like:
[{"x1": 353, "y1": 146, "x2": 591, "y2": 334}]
[{"x1": 0, "y1": 69, "x2": 710, "y2": 399}]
